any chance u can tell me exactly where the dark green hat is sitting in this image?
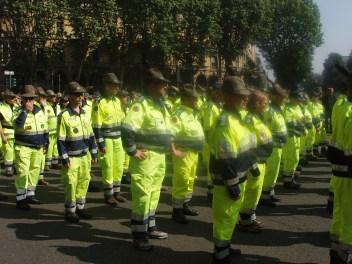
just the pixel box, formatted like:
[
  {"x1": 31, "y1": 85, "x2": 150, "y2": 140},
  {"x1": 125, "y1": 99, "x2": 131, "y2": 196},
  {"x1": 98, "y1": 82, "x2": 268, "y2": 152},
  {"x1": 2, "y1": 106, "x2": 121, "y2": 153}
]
[
  {"x1": 22, "y1": 85, "x2": 38, "y2": 98},
  {"x1": 46, "y1": 89, "x2": 56, "y2": 97},
  {"x1": 222, "y1": 76, "x2": 250, "y2": 96},
  {"x1": 3, "y1": 89, "x2": 16, "y2": 98},
  {"x1": 36, "y1": 87, "x2": 47, "y2": 97},
  {"x1": 180, "y1": 84, "x2": 199, "y2": 99},
  {"x1": 66, "y1": 81, "x2": 86, "y2": 94},
  {"x1": 102, "y1": 73, "x2": 121, "y2": 85},
  {"x1": 145, "y1": 68, "x2": 170, "y2": 83}
]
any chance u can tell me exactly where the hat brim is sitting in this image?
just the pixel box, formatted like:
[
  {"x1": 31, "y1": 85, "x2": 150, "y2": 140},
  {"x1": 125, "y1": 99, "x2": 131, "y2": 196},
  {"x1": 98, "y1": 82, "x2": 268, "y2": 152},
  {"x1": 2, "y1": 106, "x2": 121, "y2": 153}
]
[
  {"x1": 147, "y1": 76, "x2": 170, "y2": 84},
  {"x1": 106, "y1": 80, "x2": 122, "y2": 85},
  {"x1": 22, "y1": 94, "x2": 38, "y2": 98},
  {"x1": 234, "y1": 89, "x2": 251, "y2": 96},
  {"x1": 67, "y1": 88, "x2": 86, "y2": 94}
]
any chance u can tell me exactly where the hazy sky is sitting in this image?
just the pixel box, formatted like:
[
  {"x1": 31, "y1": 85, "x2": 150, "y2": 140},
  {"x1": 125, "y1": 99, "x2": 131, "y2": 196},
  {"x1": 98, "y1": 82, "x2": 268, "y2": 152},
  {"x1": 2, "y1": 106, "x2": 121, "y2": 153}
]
[{"x1": 313, "y1": 0, "x2": 352, "y2": 73}]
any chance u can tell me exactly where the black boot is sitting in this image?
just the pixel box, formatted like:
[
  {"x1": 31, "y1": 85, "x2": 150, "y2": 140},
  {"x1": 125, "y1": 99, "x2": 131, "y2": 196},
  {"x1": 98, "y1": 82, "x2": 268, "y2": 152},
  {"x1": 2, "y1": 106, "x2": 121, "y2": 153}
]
[
  {"x1": 172, "y1": 208, "x2": 189, "y2": 224},
  {"x1": 283, "y1": 180, "x2": 301, "y2": 190},
  {"x1": 16, "y1": 199, "x2": 31, "y2": 211},
  {"x1": 76, "y1": 209, "x2": 92, "y2": 220},
  {"x1": 26, "y1": 196, "x2": 42, "y2": 204},
  {"x1": 183, "y1": 203, "x2": 199, "y2": 216},
  {"x1": 65, "y1": 212, "x2": 80, "y2": 223},
  {"x1": 132, "y1": 238, "x2": 153, "y2": 251}
]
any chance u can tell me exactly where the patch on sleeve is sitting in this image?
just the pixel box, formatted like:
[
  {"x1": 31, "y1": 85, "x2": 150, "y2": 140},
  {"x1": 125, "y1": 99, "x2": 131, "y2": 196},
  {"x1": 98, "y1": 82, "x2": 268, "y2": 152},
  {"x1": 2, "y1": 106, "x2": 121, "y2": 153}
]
[
  {"x1": 132, "y1": 105, "x2": 140, "y2": 112},
  {"x1": 171, "y1": 116, "x2": 178, "y2": 124}
]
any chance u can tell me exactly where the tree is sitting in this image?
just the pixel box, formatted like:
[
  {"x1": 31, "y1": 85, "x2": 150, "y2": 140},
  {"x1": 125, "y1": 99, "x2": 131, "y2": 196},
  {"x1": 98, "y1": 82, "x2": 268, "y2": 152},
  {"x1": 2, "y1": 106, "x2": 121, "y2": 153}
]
[
  {"x1": 2, "y1": 0, "x2": 66, "y2": 83},
  {"x1": 218, "y1": 0, "x2": 269, "y2": 73},
  {"x1": 66, "y1": 0, "x2": 119, "y2": 81},
  {"x1": 172, "y1": 0, "x2": 222, "y2": 82},
  {"x1": 258, "y1": 0, "x2": 323, "y2": 89},
  {"x1": 116, "y1": 0, "x2": 178, "y2": 86},
  {"x1": 322, "y1": 52, "x2": 345, "y2": 90}
]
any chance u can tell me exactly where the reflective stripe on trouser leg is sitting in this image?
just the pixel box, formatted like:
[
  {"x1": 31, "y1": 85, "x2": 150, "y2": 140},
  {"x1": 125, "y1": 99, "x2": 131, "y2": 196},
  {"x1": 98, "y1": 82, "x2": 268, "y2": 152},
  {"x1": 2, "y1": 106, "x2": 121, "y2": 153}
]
[
  {"x1": 172, "y1": 151, "x2": 198, "y2": 208},
  {"x1": 282, "y1": 136, "x2": 300, "y2": 182},
  {"x1": 103, "y1": 184, "x2": 114, "y2": 196},
  {"x1": 62, "y1": 154, "x2": 91, "y2": 210},
  {"x1": 213, "y1": 184, "x2": 245, "y2": 260},
  {"x1": 240, "y1": 163, "x2": 266, "y2": 225},
  {"x1": 65, "y1": 202, "x2": 76, "y2": 213},
  {"x1": 15, "y1": 146, "x2": 42, "y2": 198},
  {"x1": 100, "y1": 138, "x2": 125, "y2": 194},
  {"x1": 203, "y1": 143, "x2": 213, "y2": 194},
  {"x1": 2, "y1": 138, "x2": 14, "y2": 172},
  {"x1": 16, "y1": 189, "x2": 27, "y2": 201},
  {"x1": 330, "y1": 177, "x2": 352, "y2": 254},
  {"x1": 130, "y1": 150, "x2": 166, "y2": 237},
  {"x1": 113, "y1": 182, "x2": 121, "y2": 194},
  {"x1": 263, "y1": 147, "x2": 282, "y2": 197}
]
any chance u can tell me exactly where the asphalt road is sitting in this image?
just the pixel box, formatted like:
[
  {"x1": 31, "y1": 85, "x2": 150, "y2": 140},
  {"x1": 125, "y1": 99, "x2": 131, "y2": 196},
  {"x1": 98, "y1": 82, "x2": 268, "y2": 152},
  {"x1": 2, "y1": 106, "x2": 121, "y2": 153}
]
[{"x1": 0, "y1": 158, "x2": 332, "y2": 264}]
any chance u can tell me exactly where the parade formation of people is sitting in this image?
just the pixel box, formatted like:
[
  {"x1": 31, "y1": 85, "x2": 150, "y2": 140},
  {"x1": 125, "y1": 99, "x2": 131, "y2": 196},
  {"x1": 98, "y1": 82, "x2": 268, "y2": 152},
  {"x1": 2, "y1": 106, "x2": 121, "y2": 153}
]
[{"x1": 0, "y1": 64, "x2": 350, "y2": 264}]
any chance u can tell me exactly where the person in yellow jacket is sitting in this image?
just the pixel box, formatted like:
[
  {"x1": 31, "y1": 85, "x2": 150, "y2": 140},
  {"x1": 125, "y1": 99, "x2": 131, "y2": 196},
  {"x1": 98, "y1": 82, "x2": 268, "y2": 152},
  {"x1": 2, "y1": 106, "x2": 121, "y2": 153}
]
[
  {"x1": 306, "y1": 88, "x2": 323, "y2": 161},
  {"x1": 46, "y1": 89, "x2": 61, "y2": 169},
  {"x1": 35, "y1": 87, "x2": 50, "y2": 186},
  {"x1": 261, "y1": 84, "x2": 288, "y2": 207},
  {"x1": 282, "y1": 90, "x2": 306, "y2": 189},
  {"x1": 57, "y1": 82, "x2": 98, "y2": 223},
  {"x1": 209, "y1": 76, "x2": 257, "y2": 264},
  {"x1": 297, "y1": 93, "x2": 313, "y2": 169},
  {"x1": 119, "y1": 89, "x2": 132, "y2": 184},
  {"x1": 327, "y1": 86, "x2": 348, "y2": 214},
  {"x1": 239, "y1": 89, "x2": 273, "y2": 233},
  {"x1": 0, "y1": 119, "x2": 8, "y2": 200},
  {"x1": 328, "y1": 66, "x2": 352, "y2": 264},
  {"x1": 170, "y1": 84, "x2": 205, "y2": 224},
  {"x1": 121, "y1": 68, "x2": 173, "y2": 251},
  {"x1": 199, "y1": 81, "x2": 223, "y2": 201},
  {"x1": 0, "y1": 89, "x2": 18, "y2": 176},
  {"x1": 14, "y1": 85, "x2": 49, "y2": 210},
  {"x1": 92, "y1": 73, "x2": 126, "y2": 206}
]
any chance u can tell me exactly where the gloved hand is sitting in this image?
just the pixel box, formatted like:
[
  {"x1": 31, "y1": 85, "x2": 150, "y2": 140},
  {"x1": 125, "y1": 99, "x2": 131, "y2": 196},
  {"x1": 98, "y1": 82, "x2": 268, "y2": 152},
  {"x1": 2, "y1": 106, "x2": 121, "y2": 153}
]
[
  {"x1": 250, "y1": 164, "x2": 260, "y2": 177},
  {"x1": 226, "y1": 184, "x2": 241, "y2": 201}
]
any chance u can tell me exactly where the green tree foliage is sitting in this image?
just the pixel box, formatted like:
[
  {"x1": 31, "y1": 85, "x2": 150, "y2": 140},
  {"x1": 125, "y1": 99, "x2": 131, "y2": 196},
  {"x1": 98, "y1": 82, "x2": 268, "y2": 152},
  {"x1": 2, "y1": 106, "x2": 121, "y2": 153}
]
[
  {"x1": 218, "y1": 0, "x2": 269, "y2": 71},
  {"x1": 173, "y1": 0, "x2": 221, "y2": 82},
  {"x1": 322, "y1": 52, "x2": 346, "y2": 90},
  {"x1": 66, "y1": 0, "x2": 119, "y2": 80},
  {"x1": 258, "y1": 0, "x2": 323, "y2": 89},
  {"x1": 2, "y1": 0, "x2": 66, "y2": 83}
]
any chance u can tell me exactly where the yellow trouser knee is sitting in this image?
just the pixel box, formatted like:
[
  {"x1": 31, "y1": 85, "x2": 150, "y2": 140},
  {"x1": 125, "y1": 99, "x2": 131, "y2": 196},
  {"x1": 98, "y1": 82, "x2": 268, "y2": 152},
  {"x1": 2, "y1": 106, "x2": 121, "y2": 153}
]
[
  {"x1": 172, "y1": 151, "x2": 198, "y2": 208},
  {"x1": 62, "y1": 154, "x2": 91, "y2": 212},
  {"x1": 130, "y1": 150, "x2": 165, "y2": 238},
  {"x1": 100, "y1": 138, "x2": 125, "y2": 195},
  {"x1": 14, "y1": 145, "x2": 43, "y2": 200}
]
